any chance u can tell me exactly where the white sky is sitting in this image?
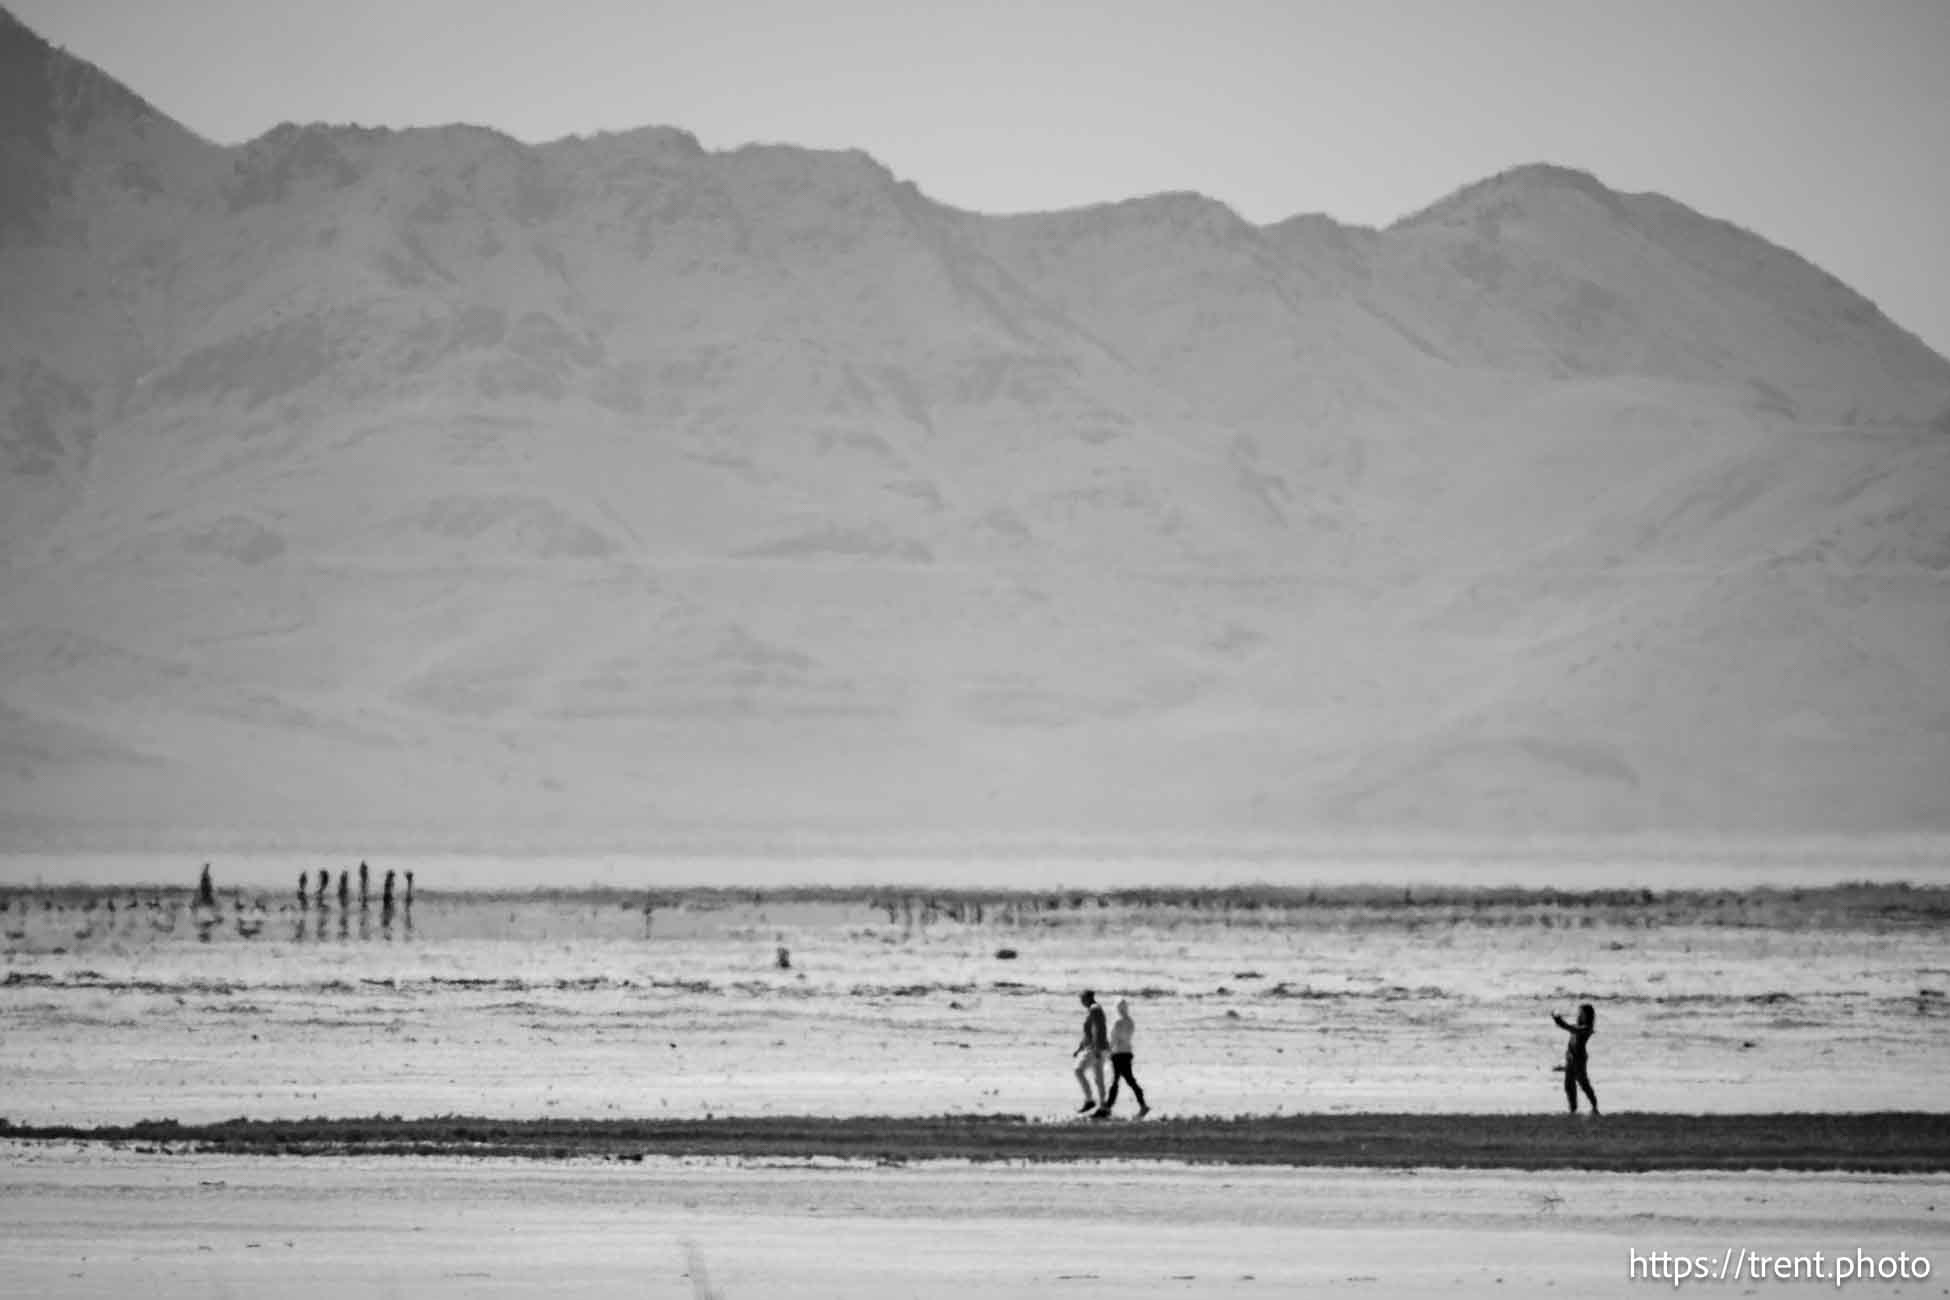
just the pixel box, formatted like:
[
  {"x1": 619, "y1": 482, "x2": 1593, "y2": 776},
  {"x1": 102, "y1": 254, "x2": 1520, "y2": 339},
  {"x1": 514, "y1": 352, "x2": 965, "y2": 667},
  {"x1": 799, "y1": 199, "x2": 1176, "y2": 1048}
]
[{"x1": 14, "y1": 0, "x2": 1950, "y2": 359}]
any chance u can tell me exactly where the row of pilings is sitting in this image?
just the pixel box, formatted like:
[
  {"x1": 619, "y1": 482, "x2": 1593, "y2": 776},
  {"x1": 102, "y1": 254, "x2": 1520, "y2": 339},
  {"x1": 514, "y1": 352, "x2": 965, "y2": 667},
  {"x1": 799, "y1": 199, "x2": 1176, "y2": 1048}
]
[
  {"x1": 193, "y1": 861, "x2": 415, "y2": 941},
  {"x1": 2, "y1": 863, "x2": 423, "y2": 946},
  {"x1": 287, "y1": 861, "x2": 415, "y2": 917}
]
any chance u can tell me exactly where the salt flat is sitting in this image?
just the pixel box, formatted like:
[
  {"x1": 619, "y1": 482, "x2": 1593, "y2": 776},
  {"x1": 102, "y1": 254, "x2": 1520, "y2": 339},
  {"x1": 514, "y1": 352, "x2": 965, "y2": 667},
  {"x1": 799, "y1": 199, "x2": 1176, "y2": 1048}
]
[
  {"x1": 4, "y1": 886, "x2": 1947, "y2": 1125},
  {"x1": 3, "y1": 885, "x2": 1947, "y2": 1295},
  {"x1": 2, "y1": 1144, "x2": 1943, "y2": 1297}
]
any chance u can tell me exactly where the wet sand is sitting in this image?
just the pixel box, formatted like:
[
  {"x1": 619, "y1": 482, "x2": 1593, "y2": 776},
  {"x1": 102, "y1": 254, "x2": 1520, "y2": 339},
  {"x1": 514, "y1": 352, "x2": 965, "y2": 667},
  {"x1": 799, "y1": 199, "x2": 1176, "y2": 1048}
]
[
  {"x1": 3, "y1": 1143, "x2": 1944, "y2": 1298},
  {"x1": 11, "y1": 1111, "x2": 1950, "y2": 1171}
]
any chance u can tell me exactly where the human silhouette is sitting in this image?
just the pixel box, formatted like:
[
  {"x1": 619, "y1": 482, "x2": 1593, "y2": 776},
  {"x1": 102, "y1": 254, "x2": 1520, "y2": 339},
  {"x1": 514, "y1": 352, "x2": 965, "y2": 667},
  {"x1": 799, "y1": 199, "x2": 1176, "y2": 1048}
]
[
  {"x1": 1072, "y1": 990, "x2": 1109, "y2": 1113},
  {"x1": 1097, "y1": 998, "x2": 1150, "y2": 1118},
  {"x1": 1553, "y1": 1003, "x2": 1600, "y2": 1115}
]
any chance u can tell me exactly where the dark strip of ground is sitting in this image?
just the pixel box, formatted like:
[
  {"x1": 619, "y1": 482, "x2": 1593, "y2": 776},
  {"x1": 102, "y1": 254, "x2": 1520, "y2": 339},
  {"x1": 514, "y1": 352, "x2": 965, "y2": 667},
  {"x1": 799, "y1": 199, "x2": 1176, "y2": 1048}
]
[{"x1": 5, "y1": 1113, "x2": 1948, "y2": 1171}]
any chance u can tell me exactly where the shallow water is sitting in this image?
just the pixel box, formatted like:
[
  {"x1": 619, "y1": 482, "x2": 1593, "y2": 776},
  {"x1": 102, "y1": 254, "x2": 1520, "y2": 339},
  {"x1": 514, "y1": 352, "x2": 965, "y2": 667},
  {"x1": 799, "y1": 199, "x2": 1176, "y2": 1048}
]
[
  {"x1": 3, "y1": 881, "x2": 1945, "y2": 1125},
  {"x1": 5, "y1": 832, "x2": 1948, "y2": 894}
]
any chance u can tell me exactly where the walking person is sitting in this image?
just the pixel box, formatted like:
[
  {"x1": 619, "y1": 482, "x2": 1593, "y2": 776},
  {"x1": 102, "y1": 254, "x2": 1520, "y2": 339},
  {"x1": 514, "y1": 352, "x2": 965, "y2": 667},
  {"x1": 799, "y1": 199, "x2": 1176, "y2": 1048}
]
[
  {"x1": 1097, "y1": 998, "x2": 1150, "y2": 1119},
  {"x1": 1072, "y1": 990, "x2": 1109, "y2": 1114},
  {"x1": 1553, "y1": 1002, "x2": 1600, "y2": 1116}
]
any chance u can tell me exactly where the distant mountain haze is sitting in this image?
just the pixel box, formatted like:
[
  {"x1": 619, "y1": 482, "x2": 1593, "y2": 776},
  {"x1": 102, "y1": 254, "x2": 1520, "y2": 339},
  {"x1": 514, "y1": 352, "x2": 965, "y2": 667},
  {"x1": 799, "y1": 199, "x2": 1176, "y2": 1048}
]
[{"x1": 3, "y1": 6, "x2": 1947, "y2": 849}]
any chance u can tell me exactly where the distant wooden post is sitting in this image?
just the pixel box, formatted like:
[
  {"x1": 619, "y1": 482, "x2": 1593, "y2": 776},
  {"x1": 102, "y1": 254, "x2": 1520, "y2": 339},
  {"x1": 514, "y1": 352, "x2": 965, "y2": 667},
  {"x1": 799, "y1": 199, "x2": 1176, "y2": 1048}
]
[{"x1": 196, "y1": 864, "x2": 216, "y2": 909}]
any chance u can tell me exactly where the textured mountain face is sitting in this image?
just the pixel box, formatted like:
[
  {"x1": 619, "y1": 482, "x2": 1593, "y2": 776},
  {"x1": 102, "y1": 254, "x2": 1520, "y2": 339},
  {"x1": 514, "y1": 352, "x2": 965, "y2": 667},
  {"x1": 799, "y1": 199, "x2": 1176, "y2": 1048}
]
[{"x1": 3, "y1": 6, "x2": 1948, "y2": 848}]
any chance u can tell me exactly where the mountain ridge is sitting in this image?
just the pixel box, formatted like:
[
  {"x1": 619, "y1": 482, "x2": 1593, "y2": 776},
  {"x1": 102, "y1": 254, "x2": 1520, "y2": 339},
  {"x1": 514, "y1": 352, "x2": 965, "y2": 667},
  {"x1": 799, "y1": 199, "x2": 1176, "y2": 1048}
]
[{"x1": 2, "y1": 7, "x2": 1947, "y2": 847}]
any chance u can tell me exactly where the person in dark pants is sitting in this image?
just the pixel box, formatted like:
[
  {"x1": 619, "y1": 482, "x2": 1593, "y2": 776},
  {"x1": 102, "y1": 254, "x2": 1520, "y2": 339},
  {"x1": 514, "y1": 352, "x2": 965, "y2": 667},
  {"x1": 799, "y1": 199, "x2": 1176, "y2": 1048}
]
[
  {"x1": 1072, "y1": 990, "x2": 1109, "y2": 1113},
  {"x1": 1097, "y1": 998, "x2": 1150, "y2": 1118},
  {"x1": 1553, "y1": 1003, "x2": 1599, "y2": 1115}
]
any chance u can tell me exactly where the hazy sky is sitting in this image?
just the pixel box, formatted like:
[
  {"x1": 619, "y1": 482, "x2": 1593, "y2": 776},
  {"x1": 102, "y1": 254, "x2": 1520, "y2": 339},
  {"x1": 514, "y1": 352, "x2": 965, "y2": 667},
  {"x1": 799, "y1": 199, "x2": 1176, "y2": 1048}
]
[{"x1": 14, "y1": 0, "x2": 1950, "y2": 358}]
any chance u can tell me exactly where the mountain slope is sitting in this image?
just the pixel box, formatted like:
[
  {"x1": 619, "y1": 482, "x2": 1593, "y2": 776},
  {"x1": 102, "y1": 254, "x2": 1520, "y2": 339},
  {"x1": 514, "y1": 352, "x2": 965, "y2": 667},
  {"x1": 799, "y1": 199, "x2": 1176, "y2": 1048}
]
[
  {"x1": 2, "y1": 6, "x2": 1946, "y2": 847},
  {"x1": 1373, "y1": 163, "x2": 1949, "y2": 423}
]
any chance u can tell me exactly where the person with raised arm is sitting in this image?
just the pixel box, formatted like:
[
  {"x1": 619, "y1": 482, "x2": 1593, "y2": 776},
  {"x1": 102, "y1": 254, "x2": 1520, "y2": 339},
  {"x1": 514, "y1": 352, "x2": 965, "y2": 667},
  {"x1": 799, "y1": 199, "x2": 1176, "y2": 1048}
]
[{"x1": 1553, "y1": 1002, "x2": 1599, "y2": 1116}]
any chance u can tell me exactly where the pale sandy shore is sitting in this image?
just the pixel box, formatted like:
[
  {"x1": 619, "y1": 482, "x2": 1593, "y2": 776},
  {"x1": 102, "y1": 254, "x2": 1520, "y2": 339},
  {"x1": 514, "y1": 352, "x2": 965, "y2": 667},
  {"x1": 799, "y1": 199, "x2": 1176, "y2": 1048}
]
[{"x1": 3, "y1": 1141, "x2": 1945, "y2": 1297}]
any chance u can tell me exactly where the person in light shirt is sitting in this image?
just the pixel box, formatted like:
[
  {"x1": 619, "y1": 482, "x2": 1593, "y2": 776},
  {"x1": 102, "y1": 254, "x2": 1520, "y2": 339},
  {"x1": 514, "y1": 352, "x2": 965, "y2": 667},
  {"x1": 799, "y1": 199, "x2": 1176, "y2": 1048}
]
[{"x1": 1096, "y1": 997, "x2": 1150, "y2": 1119}]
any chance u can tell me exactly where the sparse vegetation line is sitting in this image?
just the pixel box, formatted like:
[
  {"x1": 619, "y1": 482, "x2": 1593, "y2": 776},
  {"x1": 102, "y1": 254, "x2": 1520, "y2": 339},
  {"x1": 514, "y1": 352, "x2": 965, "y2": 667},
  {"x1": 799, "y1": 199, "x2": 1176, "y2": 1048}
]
[{"x1": 5, "y1": 1113, "x2": 1948, "y2": 1172}]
